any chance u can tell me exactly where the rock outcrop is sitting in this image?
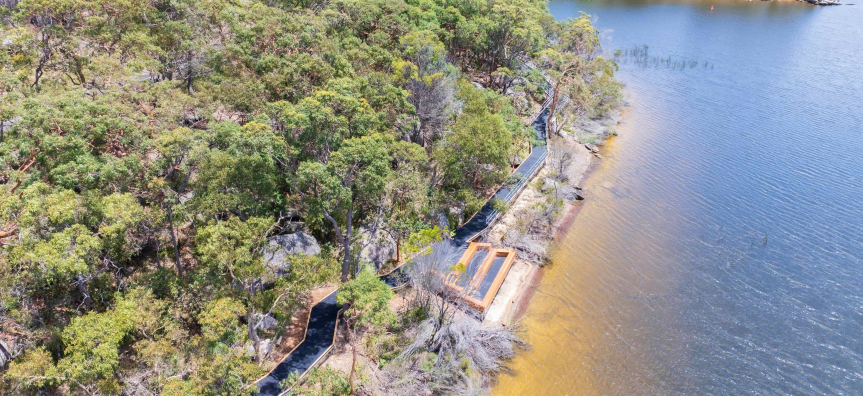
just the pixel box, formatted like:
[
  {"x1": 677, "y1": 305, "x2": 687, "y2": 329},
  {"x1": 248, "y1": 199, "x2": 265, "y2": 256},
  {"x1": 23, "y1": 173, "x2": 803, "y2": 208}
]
[
  {"x1": 247, "y1": 338, "x2": 273, "y2": 358},
  {"x1": 560, "y1": 185, "x2": 584, "y2": 201},
  {"x1": 262, "y1": 231, "x2": 321, "y2": 280},
  {"x1": 512, "y1": 155, "x2": 524, "y2": 166},
  {"x1": 540, "y1": 178, "x2": 584, "y2": 201},
  {"x1": 0, "y1": 339, "x2": 10, "y2": 367},
  {"x1": 255, "y1": 314, "x2": 278, "y2": 332},
  {"x1": 359, "y1": 226, "x2": 397, "y2": 269}
]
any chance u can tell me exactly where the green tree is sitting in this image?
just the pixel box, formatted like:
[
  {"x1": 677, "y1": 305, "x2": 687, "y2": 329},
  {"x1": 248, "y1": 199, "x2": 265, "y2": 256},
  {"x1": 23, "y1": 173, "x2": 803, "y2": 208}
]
[
  {"x1": 150, "y1": 125, "x2": 210, "y2": 276},
  {"x1": 2, "y1": 183, "x2": 132, "y2": 312},
  {"x1": 381, "y1": 140, "x2": 431, "y2": 262},
  {"x1": 97, "y1": 192, "x2": 152, "y2": 264},
  {"x1": 438, "y1": 80, "x2": 527, "y2": 199},
  {"x1": 195, "y1": 216, "x2": 272, "y2": 364},
  {"x1": 199, "y1": 297, "x2": 247, "y2": 346},
  {"x1": 6, "y1": 288, "x2": 164, "y2": 394},
  {"x1": 293, "y1": 134, "x2": 392, "y2": 281},
  {"x1": 58, "y1": 289, "x2": 162, "y2": 389},
  {"x1": 268, "y1": 77, "x2": 399, "y2": 163},
  {"x1": 481, "y1": 0, "x2": 548, "y2": 72},
  {"x1": 188, "y1": 121, "x2": 286, "y2": 219},
  {"x1": 336, "y1": 267, "x2": 395, "y2": 394},
  {"x1": 539, "y1": 14, "x2": 621, "y2": 131}
]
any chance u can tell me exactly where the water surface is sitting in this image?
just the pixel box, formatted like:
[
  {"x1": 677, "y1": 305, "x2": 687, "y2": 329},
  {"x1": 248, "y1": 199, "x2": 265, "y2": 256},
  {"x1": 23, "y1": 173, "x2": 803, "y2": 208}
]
[{"x1": 495, "y1": 0, "x2": 863, "y2": 394}]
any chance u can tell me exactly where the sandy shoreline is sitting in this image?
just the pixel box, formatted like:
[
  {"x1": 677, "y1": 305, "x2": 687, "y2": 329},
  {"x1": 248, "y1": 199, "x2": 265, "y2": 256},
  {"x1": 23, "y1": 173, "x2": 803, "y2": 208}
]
[
  {"x1": 308, "y1": 132, "x2": 611, "y2": 380},
  {"x1": 298, "y1": 90, "x2": 622, "y2": 384},
  {"x1": 484, "y1": 93, "x2": 625, "y2": 326},
  {"x1": 497, "y1": 143, "x2": 605, "y2": 326}
]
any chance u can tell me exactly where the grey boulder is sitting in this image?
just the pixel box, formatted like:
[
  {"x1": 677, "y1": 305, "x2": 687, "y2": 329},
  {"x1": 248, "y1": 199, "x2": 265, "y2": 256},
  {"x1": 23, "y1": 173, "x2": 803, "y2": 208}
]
[
  {"x1": 262, "y1": 232, "x2": 321, "y2": 280},
  {"x1": 254, "y1": 314, "x2": 278, "y2": 332},
  {"x1": 560, "y1": 185, "x2": 585, "y2": 201},
  {"x1": 359, "y1": 226, "x2": 396, "y2": 269}
]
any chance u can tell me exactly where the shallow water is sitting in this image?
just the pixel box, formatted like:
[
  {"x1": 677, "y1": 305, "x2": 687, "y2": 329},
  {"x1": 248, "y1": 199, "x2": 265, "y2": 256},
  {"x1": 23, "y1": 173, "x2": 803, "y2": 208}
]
[{"x1": 494, "y1": 0, "x2": 863, "y2": 394}]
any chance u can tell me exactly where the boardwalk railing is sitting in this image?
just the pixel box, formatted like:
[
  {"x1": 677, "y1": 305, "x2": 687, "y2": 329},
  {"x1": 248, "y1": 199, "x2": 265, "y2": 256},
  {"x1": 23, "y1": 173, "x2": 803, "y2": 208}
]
[{"x1": 276, "y1": 308, "x2": 343, "y2": 396}]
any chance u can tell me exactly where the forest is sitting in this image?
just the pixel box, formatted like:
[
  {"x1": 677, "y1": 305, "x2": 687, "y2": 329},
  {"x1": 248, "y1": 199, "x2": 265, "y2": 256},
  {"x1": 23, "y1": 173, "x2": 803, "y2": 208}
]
[{"x1": 0, "y1": 0, "x2": 619, "y2": 394}]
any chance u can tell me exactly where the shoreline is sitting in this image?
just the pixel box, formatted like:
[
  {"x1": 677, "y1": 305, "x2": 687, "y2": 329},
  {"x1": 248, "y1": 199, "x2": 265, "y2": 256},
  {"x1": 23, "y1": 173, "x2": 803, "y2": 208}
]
[
  {"x1": 288, "y1": 103, "x2": 620, "y2": 389},
  {"x1": 296, "y1": 106, "x2": 621, "y2": 396},
  {"x1": 503, "y1": 145, "x2": 605, "y2": 326},
  {"x1": 482, "y1": 101, "x2": 618, "y2": 326},
  {"x1": 289, "y1": 83, "x2": 623, "y2": 390},
  {"x1": 489, "y1": 94, "x2": 627, "y2": 327}
]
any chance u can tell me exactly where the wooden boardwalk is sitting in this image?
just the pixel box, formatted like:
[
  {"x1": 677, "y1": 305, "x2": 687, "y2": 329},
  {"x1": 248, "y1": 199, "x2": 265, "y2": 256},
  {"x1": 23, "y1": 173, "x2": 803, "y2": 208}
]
[{"x1": 253, "y1": 77, "x2": 561, "y2": 396}]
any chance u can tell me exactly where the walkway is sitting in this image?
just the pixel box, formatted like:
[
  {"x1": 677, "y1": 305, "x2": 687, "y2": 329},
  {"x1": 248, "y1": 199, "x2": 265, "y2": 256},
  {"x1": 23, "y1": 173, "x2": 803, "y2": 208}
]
[
  {"x1": 451, "y1": 109, "x2": 550, "y2": 246},
  {"x1": 253, "y1": 91, "x2": 557, "y2": 396},
  {"x1": 254, "y1": 291, "x2": 340, "y2": 396}
]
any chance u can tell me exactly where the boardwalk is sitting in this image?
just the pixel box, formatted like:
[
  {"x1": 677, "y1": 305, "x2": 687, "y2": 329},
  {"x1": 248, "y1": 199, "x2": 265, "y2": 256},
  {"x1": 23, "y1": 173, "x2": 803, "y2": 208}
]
[
  {"x1": 253, "y1": 97, "x2": 556, "y2": 396},
  {"x1": 451, "y1": 109, "x2": 550, "y2": 246},
  {"x1": 254, "y1": 291, "x2": 340, "y2": 396}
]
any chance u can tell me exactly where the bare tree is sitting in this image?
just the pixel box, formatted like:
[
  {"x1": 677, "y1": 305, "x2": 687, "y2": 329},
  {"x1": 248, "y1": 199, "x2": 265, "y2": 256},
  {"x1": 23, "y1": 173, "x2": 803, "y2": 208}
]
[
  {"x1": 373, "y1": 314, "x2": 523, "y2": 395},
  {"x1": 368, "y1": 243, "x2": 524, "y2": 395},
  {"x1": 404, "y1": 242, "x2": 466, "y2": 329},
  {"x1": 402, "y1": 44, "x2": 457, "y2": 147},
  {"x1": 548, "y1": 149, "x2": 574, "y2": 183}
]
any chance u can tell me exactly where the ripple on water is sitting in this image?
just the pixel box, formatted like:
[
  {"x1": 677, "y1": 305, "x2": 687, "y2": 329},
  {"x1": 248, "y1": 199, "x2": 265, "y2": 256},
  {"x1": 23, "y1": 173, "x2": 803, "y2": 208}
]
[{"x1": 494, "y1": 1, "x2": 863, "y2": 395}]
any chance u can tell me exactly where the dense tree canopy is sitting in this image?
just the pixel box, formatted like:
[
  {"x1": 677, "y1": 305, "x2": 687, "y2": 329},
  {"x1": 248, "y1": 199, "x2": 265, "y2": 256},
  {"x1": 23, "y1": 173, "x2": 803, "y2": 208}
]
[{"x1": 0, "y1": 0, "x2": 618, "y2": 394}]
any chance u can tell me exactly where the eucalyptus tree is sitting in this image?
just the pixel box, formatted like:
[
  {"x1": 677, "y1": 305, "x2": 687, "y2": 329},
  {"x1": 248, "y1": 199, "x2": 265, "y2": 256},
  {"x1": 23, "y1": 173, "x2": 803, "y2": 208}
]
[
  {"x1": 336, "y1": 267, "x2": 396, "y2": 394},
  {"x1": 4, "y1": 288, "x2": 166, "y2": 394},
  {"x1": 151, "y1": 126, "x2": 210, "y2": 276},
  {"x1": 294, "y1": 134, "x2": 392, "y2": 281},
  {"x1": 7, "y1": 0, "x2": 155, "y2": 89},
  {"x1": 538, "y1": 14, "x2": 621, "y2": 131},
  {"x1": 188, "y1": 121, "x2": 286, "y2": 220},
  {"x1": 380, "y1": 140, "x2": 431, "y2": 263},
  {"x1": 267, "y1": 78, "x2": 397, "y2": 164},
  {"x1": 481, "y1": 0, "x2": 548, "y2": 72},
  {"x1": 396, "y1": 30, "x2": 458, "y2": 147},
  {"x1": 438, "y1": 80, "x2": 527, "y2": 205},
  {"x1": 2, "y1": 183, "x2": 150, "y2": 313}
]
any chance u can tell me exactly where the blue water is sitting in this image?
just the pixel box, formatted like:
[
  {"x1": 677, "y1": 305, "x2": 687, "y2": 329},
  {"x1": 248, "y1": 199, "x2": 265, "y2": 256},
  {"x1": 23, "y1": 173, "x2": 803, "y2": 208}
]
[{"x1": 498, "y1": 1, "x2": 863, "y2": 394}]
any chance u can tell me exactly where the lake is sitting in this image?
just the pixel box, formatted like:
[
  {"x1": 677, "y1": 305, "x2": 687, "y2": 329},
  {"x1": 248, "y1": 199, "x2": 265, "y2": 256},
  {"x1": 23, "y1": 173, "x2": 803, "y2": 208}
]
[{"x1": 494, "y1": 0, "x2": 863, "y2": 394}]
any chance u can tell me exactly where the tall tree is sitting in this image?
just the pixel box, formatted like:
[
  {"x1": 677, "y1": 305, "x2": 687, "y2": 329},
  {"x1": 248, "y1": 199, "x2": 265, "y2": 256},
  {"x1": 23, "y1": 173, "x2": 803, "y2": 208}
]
[
  {"x1": 438, "y1": 81, "x2": 526, "y2": 195},
  {"x1": 293, "y1": 134, "x2": 392, "y2": 281},
  {"x1": 151, "y1": 126, "x2": 209, "y2": 276},
  {"x1": 195, "y1": 216, "x2": 272, "y2": 365},
  {"x1": 380, "y1": 140, "x2": 431, "y2": 263},
  {"x1": 396, "y1": 30, "x2": 458, "y2": 147},
  {"x1": 538, "y1": 14, "x2": 619, "y2": 131}
]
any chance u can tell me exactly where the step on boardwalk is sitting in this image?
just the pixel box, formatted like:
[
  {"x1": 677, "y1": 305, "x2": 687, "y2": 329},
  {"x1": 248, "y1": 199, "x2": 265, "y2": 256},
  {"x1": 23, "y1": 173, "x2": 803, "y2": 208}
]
[{"x1": 252, "y1": 103, "x2": 555, "y2": 396}]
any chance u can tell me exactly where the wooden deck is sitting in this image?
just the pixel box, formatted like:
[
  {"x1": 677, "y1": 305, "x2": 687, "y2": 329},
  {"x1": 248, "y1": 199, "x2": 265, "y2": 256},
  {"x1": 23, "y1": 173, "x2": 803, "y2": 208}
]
[{"x1": 444, "y1": 242, "x2": 517, "y2": 313}]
